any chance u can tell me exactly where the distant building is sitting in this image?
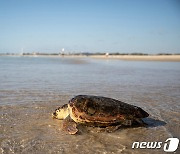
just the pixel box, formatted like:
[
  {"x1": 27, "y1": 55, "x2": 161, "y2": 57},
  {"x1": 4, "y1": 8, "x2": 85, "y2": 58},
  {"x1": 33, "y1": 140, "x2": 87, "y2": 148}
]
[
  {"x1": 59, "y1": 48, "x2": 65, "y2": 56},
  {"x1": 105, "y1": 52, "x2": 109, "y2": 57},
  {"x1": 20, "y1": 47, "x2": 24, "y2": 56},
  {"x1": 20, "y1": 52, "x2": 24, "y2": 56}
]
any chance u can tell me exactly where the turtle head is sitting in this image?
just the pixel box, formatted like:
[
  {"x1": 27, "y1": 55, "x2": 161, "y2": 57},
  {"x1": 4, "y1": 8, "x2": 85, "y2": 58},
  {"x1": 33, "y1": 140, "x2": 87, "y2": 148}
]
[{"x1": 52, "y1": 104, "x2": 69, "y2": 119}]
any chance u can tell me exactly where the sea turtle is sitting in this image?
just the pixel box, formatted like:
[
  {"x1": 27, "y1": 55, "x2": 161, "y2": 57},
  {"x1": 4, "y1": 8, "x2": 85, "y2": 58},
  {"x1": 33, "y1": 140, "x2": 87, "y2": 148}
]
[{"x1": 52, "y1": 95, "x2": 149, "y2": 134}]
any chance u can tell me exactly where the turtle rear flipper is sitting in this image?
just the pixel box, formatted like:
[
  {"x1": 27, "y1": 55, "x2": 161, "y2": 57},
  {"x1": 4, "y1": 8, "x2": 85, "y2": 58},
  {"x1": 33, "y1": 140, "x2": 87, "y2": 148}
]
[
  {"x1": 133, "y1": 118, "x2": 148, "y2": 126},
  {"x1": 104, "y1": 125, "x2": 122, "y2": 132},
  {"x1": 62, "y1": 115, "x2": 78, "y2": 135},
  {"x1": 122, "y1": 120, "x2": 132, "y2": 126},
  {"x1": 90, "y1": 125, "x2": 122, "y2": 133}
]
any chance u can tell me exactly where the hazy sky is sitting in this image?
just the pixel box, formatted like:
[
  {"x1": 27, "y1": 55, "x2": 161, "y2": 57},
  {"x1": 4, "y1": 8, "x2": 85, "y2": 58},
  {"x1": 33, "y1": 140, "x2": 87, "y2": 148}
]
[{"x1": 0, "y1": 0, "x2": 180, "y2": 53}]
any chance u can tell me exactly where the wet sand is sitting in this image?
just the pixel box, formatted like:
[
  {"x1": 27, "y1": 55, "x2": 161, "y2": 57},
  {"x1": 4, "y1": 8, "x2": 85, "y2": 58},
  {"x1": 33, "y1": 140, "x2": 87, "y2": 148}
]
[{"x1": 0, "y1": 91, "x2": 179, "y2": 154}]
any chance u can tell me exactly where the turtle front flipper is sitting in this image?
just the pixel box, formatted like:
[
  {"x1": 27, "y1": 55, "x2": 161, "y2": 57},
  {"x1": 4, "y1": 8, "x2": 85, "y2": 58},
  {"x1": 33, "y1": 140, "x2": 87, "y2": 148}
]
[{"x1": 62, "y1": 115, "x2": 78, "y2": 135}]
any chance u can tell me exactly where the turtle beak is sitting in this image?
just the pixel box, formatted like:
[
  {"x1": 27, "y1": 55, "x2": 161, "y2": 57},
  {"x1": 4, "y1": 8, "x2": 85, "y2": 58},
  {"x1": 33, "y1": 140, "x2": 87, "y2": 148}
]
[{"x1": 52, "y1": 112, "x2": 57, "y2": 119}]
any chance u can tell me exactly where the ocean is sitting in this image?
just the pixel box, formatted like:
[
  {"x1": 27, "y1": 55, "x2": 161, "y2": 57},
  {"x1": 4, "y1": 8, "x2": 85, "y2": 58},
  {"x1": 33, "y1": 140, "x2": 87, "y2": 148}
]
[{"x1": 0, "y1": 56, "x2": 180, "y2": 153}]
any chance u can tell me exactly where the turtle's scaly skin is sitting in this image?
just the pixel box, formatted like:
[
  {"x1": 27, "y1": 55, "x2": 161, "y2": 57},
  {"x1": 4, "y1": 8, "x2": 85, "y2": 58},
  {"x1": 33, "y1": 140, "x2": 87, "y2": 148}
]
[{"x1": 68, "y1": 95, "x2": 149, "y2": 127}]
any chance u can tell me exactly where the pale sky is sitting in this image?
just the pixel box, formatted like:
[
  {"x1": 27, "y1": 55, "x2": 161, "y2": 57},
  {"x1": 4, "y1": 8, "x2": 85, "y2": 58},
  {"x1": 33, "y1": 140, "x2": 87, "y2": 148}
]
[{"x1": 0, "y1": 0, "x2": 180, "y2": 53}]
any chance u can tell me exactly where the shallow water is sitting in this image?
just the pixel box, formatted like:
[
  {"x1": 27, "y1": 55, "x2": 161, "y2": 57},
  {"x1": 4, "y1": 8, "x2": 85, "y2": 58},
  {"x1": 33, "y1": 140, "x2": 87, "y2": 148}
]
[{"x1": 0, "y1": 56, "x2": 180, "y2": 153}]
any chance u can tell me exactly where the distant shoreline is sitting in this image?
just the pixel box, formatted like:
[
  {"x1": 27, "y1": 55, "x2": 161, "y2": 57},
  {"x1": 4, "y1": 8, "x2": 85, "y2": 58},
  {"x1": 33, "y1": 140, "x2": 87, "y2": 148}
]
[
  {"x1": 1, "y1": 54, "x2": 180, "y2": 62},
  {"x1": 89, "y1": 55, "x2": 180, "y2": 61}
]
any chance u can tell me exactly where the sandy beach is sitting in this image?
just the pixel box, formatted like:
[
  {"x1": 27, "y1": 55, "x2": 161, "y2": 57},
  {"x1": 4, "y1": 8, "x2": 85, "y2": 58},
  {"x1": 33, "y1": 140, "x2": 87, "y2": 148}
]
[
  {"x1": 0, "y1": 0, "x2": 180, "y2": 153},
  {"x1": 89, "y1": 55, "x2": 180, "y2": 61}
]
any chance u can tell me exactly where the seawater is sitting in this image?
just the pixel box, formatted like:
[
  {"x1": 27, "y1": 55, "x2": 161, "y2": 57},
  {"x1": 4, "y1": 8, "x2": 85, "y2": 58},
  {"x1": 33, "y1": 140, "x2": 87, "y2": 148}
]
[{"x1": 0, "y1": 56, "x2": 180, "y2": 153}]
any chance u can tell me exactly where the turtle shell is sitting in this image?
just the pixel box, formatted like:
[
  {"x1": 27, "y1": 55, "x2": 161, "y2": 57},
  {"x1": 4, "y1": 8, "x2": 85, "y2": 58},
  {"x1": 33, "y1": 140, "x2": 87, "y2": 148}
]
[{"x1": 68, "y1": 95, "x2": 149, "y2": 126}]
